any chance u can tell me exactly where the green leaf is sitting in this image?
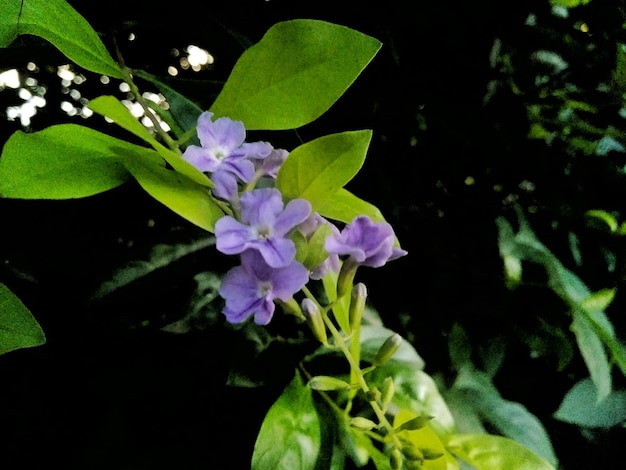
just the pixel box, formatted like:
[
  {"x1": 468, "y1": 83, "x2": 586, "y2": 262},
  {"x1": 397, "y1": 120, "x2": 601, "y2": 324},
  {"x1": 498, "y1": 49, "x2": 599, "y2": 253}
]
[
  {"x1": 0, "y1": 0, "x2": 123, "y2": 79},
  {"x1": 276, "y1": 130, "x2": 372, "y2": 210},
  {"x1": 446, "y1": 434, "x2": 556, "y2": 470},
  {"x1": 554, "y1": 378, "x2": 626, "y2": 428},
  {"x1": 210, "y1": 19, "x2": 381, "y2": 130},
  {"x1": 0, "y1": 282, "x2": 45, "y2": 355},
  {"x1": 451, "y1": 366, "x2": 558, "y2": 466},
  {"x1": 0, "y1": 124, "x2": 163, "y2": 199},
  {"x1": 570, "y1": 310, "x2": 612, "y2": 401},
  {"x1": 318, "y1": 188, "x2": 386, "y2": 226},
  {"x1": 252, "y1": 372, "x2": 321, "y2": 470},
  {"x1": 87, "y1": 95, "x2": 213, "y2": 188},
  {"x1": 123, "y1": 158, "x2": 223, "y2": 232}
]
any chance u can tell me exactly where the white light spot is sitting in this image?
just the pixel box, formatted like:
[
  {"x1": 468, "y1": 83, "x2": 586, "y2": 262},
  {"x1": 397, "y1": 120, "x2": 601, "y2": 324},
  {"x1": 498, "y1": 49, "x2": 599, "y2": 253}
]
[
  {"x1": 57, "y1": 64, "x2": 75, "y2": 81},
  {"x1": 100, "y1": 75, "x2": 110, "y2": 84},
  {"x1": 167, "y1": 66, "x2": 178, "y2": 76},
  {"x1": 26, "y1": 62, "x2": 37, "y2": 72},
  {"x1": 119, "y1": 82, "x2": 131, "y2": 93},
  {"x1": 0, "y1": 69, "x2": 20, "y2": 89},
  {"x1": 186, "y1": 45, "x2": 213, "y2": 67},
  {"x1": 128, "y1": 32, "x2": 136, "y2": 41},
  {"x1": 25, "y1": 77, "x2": 38, "y2": 87},
  {"x1": 18, "y1": 88, "x2": 32, "y2": 100},
  {"x1": 80, "y1": 106, "x2": 94, "y2": 118},
  {"x1": 60, "y1": 101, "x2": 75, "y2": 113}
]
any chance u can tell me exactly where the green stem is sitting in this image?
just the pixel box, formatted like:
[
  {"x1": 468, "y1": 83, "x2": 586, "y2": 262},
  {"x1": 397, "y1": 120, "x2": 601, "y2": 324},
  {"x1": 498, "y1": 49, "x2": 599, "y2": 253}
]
[{"x1": 321, "y1": 309, "x2": 402, "y2": 450}]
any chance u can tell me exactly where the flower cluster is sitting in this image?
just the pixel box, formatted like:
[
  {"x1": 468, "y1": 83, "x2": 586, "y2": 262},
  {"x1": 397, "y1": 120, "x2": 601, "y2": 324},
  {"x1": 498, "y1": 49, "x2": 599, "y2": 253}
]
[{"x1": 183, "y1": 112, "x2": 406, "y2": 325}]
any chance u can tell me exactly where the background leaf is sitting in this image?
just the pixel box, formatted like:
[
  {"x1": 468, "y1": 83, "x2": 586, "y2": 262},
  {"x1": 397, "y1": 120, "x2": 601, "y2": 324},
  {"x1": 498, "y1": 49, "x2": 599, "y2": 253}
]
[
  {"x1": 0, "y1": 0, "x2": 123, "y2": 79},
  {"x1": 252, "y1": 372, "x2": 321, "y2": 470},
  {"x1": 276, "y1": 130, "x2": 371, "y2": 210},
  {"x1": 0, "y1": 282, "x2": 45, "y2": 355},
  {"x1": 0, "y1": 124, "x2": 162, "y2": 199},
  {"x1": 446, "y1": 434, "x2": 556, "y2": 470},
  {"x1": 554, "y1": 378, "x2": 626, "y2": 428},
  {"x1": 210, "y1": 19, "x2": 381, "y2": 130}
]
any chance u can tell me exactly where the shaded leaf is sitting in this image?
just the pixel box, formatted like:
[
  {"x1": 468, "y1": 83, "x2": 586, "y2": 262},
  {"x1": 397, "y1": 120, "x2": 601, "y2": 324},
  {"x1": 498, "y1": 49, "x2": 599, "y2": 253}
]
[
  {"x1": 0, "y1": 0, "x2": 123, "y2": 78},
  {"x1": 446, "y1": 434, "x2": 555, "y2": 470},
  {"x1": 252, "y1": 372, "x2": 321, "y2": 470},
  {"x1": 0, "y1": 282, "x2": 45, "y2": 355},
  {"x1": 210, "y1": 19, "x2": 381, "y2": 130},
  {"x1": 554, "y1": 378, "x2": 626, "y2": 428}
]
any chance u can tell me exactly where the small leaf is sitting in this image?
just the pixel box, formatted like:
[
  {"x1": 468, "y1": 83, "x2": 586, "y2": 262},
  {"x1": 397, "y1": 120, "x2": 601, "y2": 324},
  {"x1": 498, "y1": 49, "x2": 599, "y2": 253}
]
[
  {"x1": 394, "y1": 409, "x2": 447, "y2": 470},
  {"x1": 276, "y1": 130, "x2": 372, "y2": 211},
  {"x1": 446, "y1": 434, "x2": 555, "y2": 470},
  {"x1": 210, "y1": 19, "x2": 381, "y2": 130},
  {"x1": 0, "y1": 124, "x2": 162, "y2": 199},
  {"x1": 123, "y1": 158, "x2": 223, "y2": 232},
  {"x1": 252, "y1": 372, "x2": 321, "y2": 470},
  {"x1": 586, "y1": 209, "x2": 619, "y2": 232},
  {"x1": 554, "y1": 378, "x2": 626, "y2": 428},
  {"x1": 0, "y1": 282, "x2": 45, "y2": 355},
  {"x1": 318, "y1": 188, "x2": 386, "y2": 225},
  {"x1": 0, "y1": 0, "x2": 123, "y2": 78}
]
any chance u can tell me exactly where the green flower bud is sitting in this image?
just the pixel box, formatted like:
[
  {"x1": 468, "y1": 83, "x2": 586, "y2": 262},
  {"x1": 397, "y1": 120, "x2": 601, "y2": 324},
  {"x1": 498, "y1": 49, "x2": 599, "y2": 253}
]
[
  {"x1": 380, "y1": 377, "x2": 395, "y2": 412},
  {"x1": 366, "y1": 387, "x2": 382, "y2": 403},
  {"x1": 421, "y1": 448, "x2": 444, "y2": 460},
  {"x1": 308, "y1": 375, "x2": 353, "y2": 391},
  {"x1": 349, "y1": 416, "x2": 377, "y2": 431},
  {"x1": 302, "y1": 298, "x2": 327, "y2": 344},
  {"x1": 349, "y1": 283, "x2": 367, "y2": 331},
  {"x1": 395, "y1": 414, "x2": 433, "y2": 432},
  {"x1": 402, "y1": 442, "x2": 424, "y2": 462},
  {"x1": 373, "y1": 333, "x2": 403, "y2": 366},
  {"x1": 336, "y1": 257, "x2": 358, "y2": 299},
  {"x1": 390, "y1": 447, "x2": 404, "y2": 470}
]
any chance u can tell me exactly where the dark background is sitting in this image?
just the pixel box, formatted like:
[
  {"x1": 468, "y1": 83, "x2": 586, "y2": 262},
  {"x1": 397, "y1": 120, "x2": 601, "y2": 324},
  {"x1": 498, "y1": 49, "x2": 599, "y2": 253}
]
[{"x1": 1, "y1": 0, "x2": 626, "y2": 468}]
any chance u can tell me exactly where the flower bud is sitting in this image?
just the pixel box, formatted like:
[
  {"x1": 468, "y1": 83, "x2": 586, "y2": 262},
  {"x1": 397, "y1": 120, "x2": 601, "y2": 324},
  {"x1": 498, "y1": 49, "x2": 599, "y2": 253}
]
[
  {"x1": 401, "y1": 442, "x2": 425, "y2": 462},
  {"x1": 308, "y1": 375, "x2": 353, "y2": 391},
  {"x1": 336, "y1": 257, "x2": 358, "y2": 299},
  {"x1": 380, "y1": 377, "x2": 395, "y2": 412},
  {"x1": 349, "y1": 416, "x2": 377, "y2": 431},
  {"x1": 390, "y1": 447, "x2": 404, "y2": 470},
  {"x1": 302, "y1": 298, "x2": 327, "y2": 344},
  {"x1": 372, "y1": 333, "x2": 403, "y2": 366},
  {"x1": 395, "y1": 414, "x2": 433, "y2": 432},
  {"x1": 421, "y1": 448, "x2": 444, "y2": 460},
  {"x1": 349, "y1": 283, "x2": 367, "y2": 331}
]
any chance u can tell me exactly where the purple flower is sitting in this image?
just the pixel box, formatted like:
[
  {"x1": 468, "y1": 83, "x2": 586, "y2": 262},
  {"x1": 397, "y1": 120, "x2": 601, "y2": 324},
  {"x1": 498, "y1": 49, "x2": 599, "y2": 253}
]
[
  {"x1": 215, "y1": 188, "x2": 311, "y2": 267},
  {"x1": 219, "y1": 250, "x2": 309, "y2": 325},
  {"x1": 250, "y1": 146, "x2": 289, "y2": 179},
  {"x1": 298, "y1": 212, "x2": 340, "y2": 279},
  {"x1": 325, "y1": 216, "x2": 407, "y2": 268},
  {"x1": 182, "y1": 111, "x2": 272, "y2": 182}
]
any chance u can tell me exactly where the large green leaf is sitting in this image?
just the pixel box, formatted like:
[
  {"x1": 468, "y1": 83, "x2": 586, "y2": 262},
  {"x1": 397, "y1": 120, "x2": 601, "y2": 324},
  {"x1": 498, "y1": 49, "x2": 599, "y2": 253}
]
[
  {"x1": 0, "y1": 0, "x2": 123, "y2": 79},
  {"x1": 210, "y1": 19, "x2": 381, "y2": 130},
  {"x1": 446, "y1": 434, "x2": 555, "y2": 470},
  {"x1": 554, "y1": 378, "x2": 626, "y2": 428},
  {"x1": 123, "y1": 158, "x2": 223, "y2": 233},
  {"x1": 0, "y1": 282, "x2": 45, "y2": 355},
  {"x1": 0, "y1": 124, "x2": 162, "y2": 199},
  {"x1": 252, "y1": 372, "x2": 321, "y2": 470},
  {"x1": 276, "y1": 130, "x2": 371, "y2": 210}
]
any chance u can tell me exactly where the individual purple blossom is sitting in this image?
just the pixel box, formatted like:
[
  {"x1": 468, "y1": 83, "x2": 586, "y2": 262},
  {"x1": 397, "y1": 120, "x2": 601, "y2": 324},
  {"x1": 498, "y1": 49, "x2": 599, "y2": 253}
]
[
  {"x1": 215, "y1": 188, "x2": 311, "y2": 267},
  {"x1": 182, "y1": 111, "x2": 272, "y2": 182},
  {"x1": 250, "y1": 146, "x2": 289, "y2": 179},
  {"x1": 219, "y1": 250, "x2": 309, "y2": 325},
  {"x1": 325, "y1": 215, "x2": 407, "y2": 268}
]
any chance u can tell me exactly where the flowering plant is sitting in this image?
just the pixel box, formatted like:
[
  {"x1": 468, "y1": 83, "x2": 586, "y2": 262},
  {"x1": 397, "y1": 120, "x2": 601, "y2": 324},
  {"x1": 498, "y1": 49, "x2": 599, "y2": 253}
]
[{"x1": 0, "y1": 1, "x2": 558, "y2": 469}]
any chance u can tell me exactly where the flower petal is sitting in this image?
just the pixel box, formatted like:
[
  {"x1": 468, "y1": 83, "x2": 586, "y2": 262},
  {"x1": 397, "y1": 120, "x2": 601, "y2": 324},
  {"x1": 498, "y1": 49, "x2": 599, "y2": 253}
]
[
  {"x1": 215, "y1": 216, "x2": 254, "y2": 255},
  {"x1": 273, "y1": 198, "x2": 312, "y2": 236}
]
